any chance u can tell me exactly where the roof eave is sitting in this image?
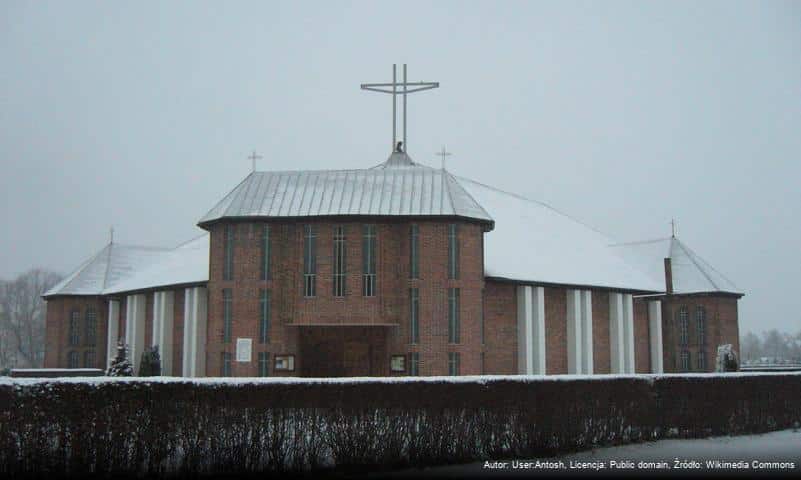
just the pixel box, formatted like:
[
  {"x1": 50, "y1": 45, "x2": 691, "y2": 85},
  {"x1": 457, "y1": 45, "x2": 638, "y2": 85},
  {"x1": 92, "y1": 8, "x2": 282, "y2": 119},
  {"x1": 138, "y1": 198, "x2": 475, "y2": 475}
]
[
  {"x1": 198, "y1": 214, "x2": 495, "y2": 231},
  {"x1": 484, "y1": 275, "x2": 661, "y2": 295}
]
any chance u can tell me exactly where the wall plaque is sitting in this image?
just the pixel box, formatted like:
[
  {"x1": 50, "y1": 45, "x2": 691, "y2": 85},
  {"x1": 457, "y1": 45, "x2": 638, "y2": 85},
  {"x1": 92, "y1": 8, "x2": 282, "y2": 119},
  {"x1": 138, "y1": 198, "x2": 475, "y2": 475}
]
[{"x1": 236, "y1": 338, "x2": 252, "y2": 363}]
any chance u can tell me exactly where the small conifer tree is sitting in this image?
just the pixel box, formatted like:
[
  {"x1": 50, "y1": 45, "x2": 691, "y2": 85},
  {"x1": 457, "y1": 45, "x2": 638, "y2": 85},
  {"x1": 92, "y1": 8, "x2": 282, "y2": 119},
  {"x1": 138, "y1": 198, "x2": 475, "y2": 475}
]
[
  {"x1": 139, "y1": 345, "x2": 162, "y2": 377},
  {"x1": 106, "y1": 341, "x2": 133, "y2": 377}
]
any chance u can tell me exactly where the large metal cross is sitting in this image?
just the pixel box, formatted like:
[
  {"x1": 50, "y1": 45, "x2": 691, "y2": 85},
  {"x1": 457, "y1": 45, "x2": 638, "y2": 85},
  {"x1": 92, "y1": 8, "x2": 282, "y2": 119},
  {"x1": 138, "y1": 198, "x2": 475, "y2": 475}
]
[{"x1": 361, "y1": 64, "x2": 439, "y2": 154}]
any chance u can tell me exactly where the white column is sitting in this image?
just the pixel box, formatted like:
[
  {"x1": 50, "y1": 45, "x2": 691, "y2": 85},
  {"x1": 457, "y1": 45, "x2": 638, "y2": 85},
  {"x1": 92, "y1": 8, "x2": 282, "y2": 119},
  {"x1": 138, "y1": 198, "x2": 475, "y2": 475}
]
[
  {"x1": 517, "y1": 285, "x2": 546, "y2": 375},
  {"x1": 609, "y1": 292, "x2": 625, "y2": 374},
  {"x1": 623, "y1": 293, "x2": 635, "y2": 373},
  {"x1": 182, "y1": 287, "x2": 207, "y2": 377},
  {"x1": 194, "y1": 287, "x2": 207, "y2": 377},
  {"x1": 517, "y1": 285, "x2": 533, "y2": 374},
  {"x1": 106, "y1": 300, "x2": 120, "y2": 369},
  {"x1": 152, "y1": 291, "x2": 174, "y2": 375},
  {"x1": 580, "y1": 290, "x2": 593, "y2": 374},
  {"x1": 648, "y1": 300, "x2": 664, "y2": 373},
  {"x1": 125, "y1": 294, "x2": 146, "y2": 375},
  {"x1": 531, "y1": 286, "x2": 546, "y2": 375},
  {"x1": 566, "y1": 290, "x2": 582, "y2": 374}
]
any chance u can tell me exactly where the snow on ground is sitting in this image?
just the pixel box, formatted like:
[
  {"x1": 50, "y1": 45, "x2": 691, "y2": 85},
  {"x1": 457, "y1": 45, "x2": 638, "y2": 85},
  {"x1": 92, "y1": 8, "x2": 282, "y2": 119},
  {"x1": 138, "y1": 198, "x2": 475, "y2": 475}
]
[{"x1": 385, "y1": 429, "x2": 801, "y2": 477}]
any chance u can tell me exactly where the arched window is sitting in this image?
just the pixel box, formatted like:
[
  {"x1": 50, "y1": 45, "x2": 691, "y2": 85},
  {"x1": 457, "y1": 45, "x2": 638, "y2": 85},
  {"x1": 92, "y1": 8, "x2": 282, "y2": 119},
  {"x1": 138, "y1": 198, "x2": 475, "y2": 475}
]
[
  {"x1": 67, "y1": 351, "x2": 79, "y2": 368},
  {"x1": 69, "y1": 309, "x2": 81, "y2": 346},
  {"x1": 677, "y1": 306, "x2": 689, "y2": 346},
  {"x1": 695, "y1": 306, "x2": 706, "y2": 346},
  {"x1": 85, "y1": 308, "x2": 97, "y2": 346}
]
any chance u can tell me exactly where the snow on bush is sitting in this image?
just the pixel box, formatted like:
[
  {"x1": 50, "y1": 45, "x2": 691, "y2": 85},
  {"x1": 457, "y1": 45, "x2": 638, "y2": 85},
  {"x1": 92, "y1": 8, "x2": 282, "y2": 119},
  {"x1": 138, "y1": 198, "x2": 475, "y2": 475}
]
[{"x1": 0, "y1": 373, "x2": 798, "y2": 476}]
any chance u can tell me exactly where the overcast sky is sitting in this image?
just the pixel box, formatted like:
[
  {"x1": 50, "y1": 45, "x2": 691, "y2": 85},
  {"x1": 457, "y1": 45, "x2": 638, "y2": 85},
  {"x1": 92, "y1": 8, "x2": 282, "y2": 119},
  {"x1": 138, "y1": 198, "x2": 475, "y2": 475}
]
[{"x1": 1, "y1": 1, "x2": 799, "y2": 334}]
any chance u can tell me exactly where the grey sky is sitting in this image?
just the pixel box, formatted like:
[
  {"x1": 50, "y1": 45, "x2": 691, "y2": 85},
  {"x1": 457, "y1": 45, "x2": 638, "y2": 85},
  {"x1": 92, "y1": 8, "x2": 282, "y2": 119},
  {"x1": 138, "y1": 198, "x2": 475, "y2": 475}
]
[{"x1": 1, "y1": 1, "x2": 799, "y2": 334}]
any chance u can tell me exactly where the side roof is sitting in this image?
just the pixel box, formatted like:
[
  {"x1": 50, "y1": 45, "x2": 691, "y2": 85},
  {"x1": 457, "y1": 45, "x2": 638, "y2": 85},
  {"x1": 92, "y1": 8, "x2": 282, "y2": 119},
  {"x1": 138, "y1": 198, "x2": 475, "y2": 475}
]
[
  {"x1": 609, "y1": 236, "x2": 742, "y2": 295},
  {"x1": 102, "y1": 234, "x2": 209, "y2": 294},
  {"x1": 197, "y1": 153, "x2": 493, "y2": 227},
  {"x1": 458, "y1": 177, "x2": 664, "y2": 292},
  {"x1": 43, "y1": 243, "x2": 171, "y2": 298}
]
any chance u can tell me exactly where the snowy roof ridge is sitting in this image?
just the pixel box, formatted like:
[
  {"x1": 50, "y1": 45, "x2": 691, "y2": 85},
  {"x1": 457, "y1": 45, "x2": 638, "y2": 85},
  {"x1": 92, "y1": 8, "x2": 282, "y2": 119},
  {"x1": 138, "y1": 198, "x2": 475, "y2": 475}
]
[
  {"x1": 43, "y1": 242, "x2": 174, "y2": 298},
  {"x1": 102, "y1": 233, "x2": 210, "y2": 295},
  {"x1": 672, "y1": 237, "x2": 739, "y2": 293},
  {"x1": 101, "y1": 242, "x2": 114, "y2": 289},
  {"x1": 44, "y1": 244, "x2": 111, "y2": 297},
  {"x1": 608, "y1": 235, "x2": 741, "y2": 295},
  {"x1": 455, "y1": 175, "x2": 611, "y2": 238},
  {"x1": 608, "y1": 236, "x2": 672, "y2": 247},
  {"x1": 456, "y1": 176, "x2": 664, "y2": 291}
]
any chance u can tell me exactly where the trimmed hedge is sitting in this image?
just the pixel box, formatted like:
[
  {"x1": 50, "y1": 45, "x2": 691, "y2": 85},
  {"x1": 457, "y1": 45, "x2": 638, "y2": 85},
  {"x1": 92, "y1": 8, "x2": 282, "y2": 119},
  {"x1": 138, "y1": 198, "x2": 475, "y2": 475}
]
[{"x1": 0, "y1": 373, "x2": 799, "y2": 476}]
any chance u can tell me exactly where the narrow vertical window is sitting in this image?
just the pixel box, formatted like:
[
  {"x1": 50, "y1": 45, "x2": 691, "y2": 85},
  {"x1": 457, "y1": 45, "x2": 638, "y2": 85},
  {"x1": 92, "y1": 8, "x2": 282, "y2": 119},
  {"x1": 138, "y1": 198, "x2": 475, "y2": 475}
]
[
  {"x1": 409, "y1": 352, "x2": 420, "y2": 376},
  {"x1": 697, "y1": 350, "x2": 706, "y2": 371},
  {"x1": 68, "y1": 351, "x2": 79, "y2": 368},
  {"x1": 448, "y1": 352, "x2": 460, "y2": 376},
  {"x1": 223, "y1": 224, "x2": 235, "y2": 281},
  {"x1": 223, "y1": 289, "x2": 232, "y2": 343},
  {"x1": 696, "y1": 306, "x2": 706, "y2": 346},
  {"x1": 362, "y1": 225, "x2": 377, "y2": 296},
  {"x1": 448, "y1": 287, "x2": 460, "y2": 344},
  {"x1": 333, "y1": 226, "x2": 346, "y2": 297},
  {"x1": 409, "y1": 224, "x2": 419, "y2": 279},
  {"x1": 680, "y1": 350, "x2": 690, "y2": 372},
  {"x1": 409, "y1": 288, "x2": 419, "y2": 344},
  {"x1": 84, "y1": 350, "x2": 95, "y2": 368},
  {"x1": 303, "y1": 225, "x2": 317, "y2": 297},
  {"x1": 258, "y1": 352, "x2": 270, "y2": 377},
  {"x1": 69, "y1": 309, "x2": 80, "y2": 346},
  {"x1": 678, "y1": 306, "x2": 689, "y2": 346},
  {"x1": 480, "y1": 289, "x2": 485, "y2": 345},
  {"x1": 260, "y1": 224, "x2": 271, "y2": 280},
  {"x1": 259, "y1": 289, "x2": 270, "y2": 344},
  {"x1": 85, "y1": 308, "x2": 97, "y2": 346},
  {"x1": 221, "y1": 352, "x2": 232, "y2": 376},
  {"x1": 447, "y1": 224, "x2": 459, "y2": 280}
]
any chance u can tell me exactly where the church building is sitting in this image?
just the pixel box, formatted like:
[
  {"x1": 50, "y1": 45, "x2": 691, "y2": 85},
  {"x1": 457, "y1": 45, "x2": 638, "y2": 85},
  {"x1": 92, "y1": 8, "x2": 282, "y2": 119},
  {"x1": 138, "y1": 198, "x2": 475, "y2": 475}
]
[{"x1": 42, "y1": 66, "x2": 742, "y2": 377}]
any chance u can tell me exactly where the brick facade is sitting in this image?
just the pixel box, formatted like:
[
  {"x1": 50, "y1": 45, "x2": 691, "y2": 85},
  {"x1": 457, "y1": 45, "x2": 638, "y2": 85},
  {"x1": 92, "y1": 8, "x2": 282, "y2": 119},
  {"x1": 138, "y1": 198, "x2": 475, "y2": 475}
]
[
  {"x1": 204, "y1": 219, "x2": 486, "y2": 377},
  {"x1": 44, "y1": 296, "x2": 107, "y2": 369},
  {"x1": 43, "y1": 223, "x2": 742, "y2": 377},
  {"x1": 660, "y1": 293, "x2": 741, "y2": 373}
]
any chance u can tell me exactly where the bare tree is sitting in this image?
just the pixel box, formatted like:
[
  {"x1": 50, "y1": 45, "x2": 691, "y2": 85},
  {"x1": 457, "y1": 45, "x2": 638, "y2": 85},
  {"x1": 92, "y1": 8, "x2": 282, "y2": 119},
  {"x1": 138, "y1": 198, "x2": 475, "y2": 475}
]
[
  {"x1": 740, "y1": 331, "x2": 761, "y2": 362},
  {"x1": 0, "y1": 269, "x2": 62, "y2": 368}
]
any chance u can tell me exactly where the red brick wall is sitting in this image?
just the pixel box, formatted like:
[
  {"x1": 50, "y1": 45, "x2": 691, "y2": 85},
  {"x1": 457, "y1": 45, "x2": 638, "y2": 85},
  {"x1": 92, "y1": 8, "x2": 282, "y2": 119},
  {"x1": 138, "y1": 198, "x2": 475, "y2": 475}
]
[
  {"x1": 661, "y1": 294, "x2": 741, "y2": 372},
  {"x1": 544, "y1": 287, "x2": 568, "y2": 375},
  {"x1": 633, "y1": 298, "x2": 651, "y2": 373},
  {"x1": 205, "y1": 219, "x2": 486, "y2": 377},
  {"x1": 483, "y1": 281, "x2": 517, "y2": 374},
  {"x1": 43, "y1": 296, "x2": 108, "y2": 369}
]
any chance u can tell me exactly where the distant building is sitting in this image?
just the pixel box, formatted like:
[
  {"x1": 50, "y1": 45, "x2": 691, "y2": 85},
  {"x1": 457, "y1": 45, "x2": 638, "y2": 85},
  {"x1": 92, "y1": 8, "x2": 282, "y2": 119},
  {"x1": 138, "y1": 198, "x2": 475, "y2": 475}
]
[{"x1": 41, "y1": 70, "x2": 742, "y2": 377}]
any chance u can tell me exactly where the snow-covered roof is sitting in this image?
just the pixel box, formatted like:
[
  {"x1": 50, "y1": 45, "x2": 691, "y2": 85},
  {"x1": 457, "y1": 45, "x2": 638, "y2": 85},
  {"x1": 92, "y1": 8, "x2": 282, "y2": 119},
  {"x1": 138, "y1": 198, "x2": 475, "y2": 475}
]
[
  {"x1": 43, "y1": 235, "x2": 209, "y2": 298},
  {"x1": 459, "y1": 177, "x2": 664, "y2": 292},
  {"x1": 102, "y1": 234, "x2": 209, "y2": 294},
  {"x1": 609, "y1": 237, "x2": 741, "y2": 295},
  {"x1": 47, "y1": 150, "x2": 740, "y2": 297},
  {"x1": 43, "y1": 243, "x2": 171, "y2": 297},
  {"x1": 197, "y1": 152, "x2": 493, "y2": 226}
]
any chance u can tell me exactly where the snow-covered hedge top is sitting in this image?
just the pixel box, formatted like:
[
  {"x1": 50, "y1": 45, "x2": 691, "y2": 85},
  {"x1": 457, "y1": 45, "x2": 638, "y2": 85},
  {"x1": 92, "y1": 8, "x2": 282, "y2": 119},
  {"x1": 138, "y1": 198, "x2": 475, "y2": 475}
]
[{"x1": 2, "y1": 371, "x2": 799, "y2": 388}]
